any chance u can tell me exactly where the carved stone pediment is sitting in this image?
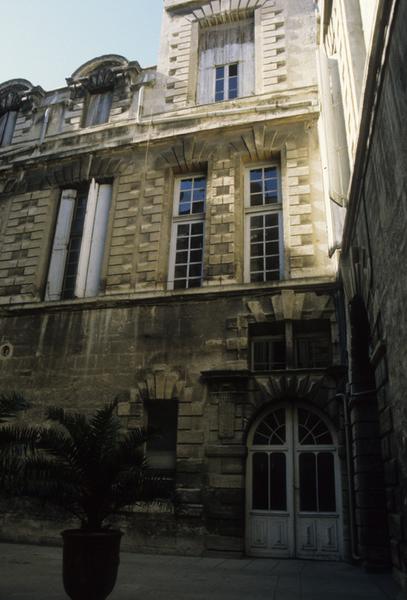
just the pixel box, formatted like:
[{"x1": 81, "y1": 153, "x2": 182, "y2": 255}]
[
  {"x1": 83, "y1": 68, "x2": 116, "y2": 93},
  {"x1": 0, "y1": 90, "x2": 21, "y2": 114},
  {"x1": 255, "y1": 372, "x2": 325, "y2": 401},
  {"x1": 0, "y1": 80, "x2": 44, "y2": 115},
  {"x1": 135, "y1": 368, "x2": 186, "y2": 402}
]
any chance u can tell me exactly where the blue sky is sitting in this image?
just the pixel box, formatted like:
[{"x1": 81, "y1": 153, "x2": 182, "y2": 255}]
[{"x1": 0, "y1": 0, "x2": 164, "y2": 90}]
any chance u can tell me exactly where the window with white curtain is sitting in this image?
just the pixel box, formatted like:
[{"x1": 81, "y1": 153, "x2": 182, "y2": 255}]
[
  {"x1": 45, "y1": 180, "x2": 112, "y2": 301},
  {"x1": 197, "y1": 18, "x2": 254, "y2": 105}
]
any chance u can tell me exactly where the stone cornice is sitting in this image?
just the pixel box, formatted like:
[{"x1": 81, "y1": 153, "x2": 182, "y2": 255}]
[{"x1": 0, "y1": 87, "x2": 319, "y2": 173}]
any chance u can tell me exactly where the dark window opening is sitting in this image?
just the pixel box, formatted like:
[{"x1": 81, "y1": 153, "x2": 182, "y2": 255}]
[
  {"x1": 146, "y1": 400, "x2": 178, "y2": 498},
  {"x1": 85, "y1": 90, "x2": 113, "y2": 127},
  {"x1": 60, "y1": 188, "x2": 88, "y2": 300},
  {"x1": 294, "y1": 320, "x2": 331, "y2": 368}
]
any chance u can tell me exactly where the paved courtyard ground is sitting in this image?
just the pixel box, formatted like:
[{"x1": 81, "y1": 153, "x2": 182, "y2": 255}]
[{"x1": 0, "y1": 542, "x2": 404, "y2": 600}]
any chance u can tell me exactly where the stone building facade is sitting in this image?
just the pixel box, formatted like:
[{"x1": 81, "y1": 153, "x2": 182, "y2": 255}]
[
  {"x1": 0, "y1": 0, "x2": 405, "y2": 585},
  {"x1": 318, "y1": 0, "x2": 407, "y2": 588}
]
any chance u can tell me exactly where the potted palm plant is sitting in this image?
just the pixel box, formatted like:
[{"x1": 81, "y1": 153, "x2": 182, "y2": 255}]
[
  {"x1": 9, "y1": 399, "x2": 159, "y2": 600},
  {"x1": 0, "y1": 392, "x2": 35, "y2": 492}
]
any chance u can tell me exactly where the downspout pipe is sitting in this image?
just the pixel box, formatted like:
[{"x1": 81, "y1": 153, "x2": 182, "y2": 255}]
[{"x1": 336, "y1": 392, "x2": 361, "y2": 562}]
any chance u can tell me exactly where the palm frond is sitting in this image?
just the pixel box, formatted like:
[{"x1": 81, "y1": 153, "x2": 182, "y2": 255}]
[
  {"x1": 3, "y1": 399, "x2": 164, "y2": 529},
  {"x1": 0, "y1": 424, "x2": 40, "y2": 454},
  {"x1": 0, "y1": 392, "x2": 30, "y2": 423}
]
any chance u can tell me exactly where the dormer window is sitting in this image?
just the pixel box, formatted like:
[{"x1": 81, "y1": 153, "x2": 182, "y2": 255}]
[
  {"x1": 84, "y1": 90, "x2": 113, "y2": 127},
  {"x1": 82, "y1": 68, "x2": 115, "y2": 127},
  {"x1": 0, "y1": 110, "x2": 17, "y2": 146},
  {"x1": 197, "y1": 18, "x2": 254, "y2": 105}
]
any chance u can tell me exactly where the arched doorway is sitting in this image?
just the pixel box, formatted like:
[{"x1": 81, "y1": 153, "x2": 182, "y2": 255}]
[{"x1": 246, "y1": 403, "x2": 343, "y2": 560}]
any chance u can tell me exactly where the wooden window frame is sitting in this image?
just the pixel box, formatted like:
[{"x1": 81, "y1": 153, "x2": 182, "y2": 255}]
[
  {"x1": 244, "y1": 163, "x2": 284, "y2": 284},
  {"x1": 168, "y1": 174, "x2": 206, "y2": 291}
]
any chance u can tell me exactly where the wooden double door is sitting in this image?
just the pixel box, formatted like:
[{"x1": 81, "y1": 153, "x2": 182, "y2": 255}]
[{"x1": 247, "y1": 404, "x2": 342, "y2": 560}]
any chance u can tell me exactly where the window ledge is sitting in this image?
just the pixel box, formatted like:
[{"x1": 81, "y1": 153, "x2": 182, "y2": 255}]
[{"x1": 0, "y1": 277, "x2": 339, "y2": 315}]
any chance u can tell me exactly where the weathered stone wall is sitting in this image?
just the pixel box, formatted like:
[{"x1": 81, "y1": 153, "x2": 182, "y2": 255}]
[
  {"x1": 340, "y1": 0, "x2": 407, "y2": 583},
  {"x1": 156, "y1": 0, "x2": 317, "y2": 111},
  {"x1": 0, "y1": 287, "x2": 344, "y2": 554},
  {"x1": 0, "y1": 120, "x2": 334, "y2": 305}
]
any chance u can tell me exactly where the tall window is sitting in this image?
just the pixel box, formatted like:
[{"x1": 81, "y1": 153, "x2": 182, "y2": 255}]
[
  {"x1": 45, "y1": 179, "x2": 112, "y2": 301},
  {"x1": 197, "y1": 19, "x2": 254, "y2": 104},
  {"x1": 145, "y1": 399, "x2": 178, "y2": 498},
  {"x1": 245, "y1": 164, "x2": 283, "y2": 283},
  {"x1": 168, "y1": 175, "x2": 206, "y2": 290},
  {"x1": 0, "y1": 110, "x2": 17, "y2": 146},
  {"x1": 84, "y1": 90, "x2": 113, "y2": 127}
]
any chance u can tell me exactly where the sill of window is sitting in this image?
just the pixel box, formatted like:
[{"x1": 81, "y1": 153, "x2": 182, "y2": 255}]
[
  {"x1": 0, "y1": 279, "x2": 338, "y2": 313},
  {"x1": 252, "y1": 367, "x2": 331, "y2": 375}
]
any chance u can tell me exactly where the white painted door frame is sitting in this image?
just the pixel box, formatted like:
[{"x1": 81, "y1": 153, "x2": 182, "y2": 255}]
[{"x1": 246, "y1": 402, "x2": 343, "y2": 560}]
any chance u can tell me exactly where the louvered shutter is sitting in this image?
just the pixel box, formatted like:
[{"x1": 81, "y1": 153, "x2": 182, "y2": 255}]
[
  {"x1": 83, "y1": 183, "x2": 112, "y2": 297},
  {"x1": 45, "y1": 189, "x2": 77, "y2": 301}
]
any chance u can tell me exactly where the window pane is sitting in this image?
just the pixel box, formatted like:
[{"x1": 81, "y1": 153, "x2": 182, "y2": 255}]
[
  {"x1": 250, "y1": 169, "x2": 263, "y2": 181},
  {"x1": 174, "y1": 280, "x2": 187, "y2": 289},
  {"x1": 270, "y1": 453, "x2": 287, "y2": 510},
  {"x1": 250, "y1": 194, "x2": 263, "y2": 206},
  {"x1": 264, "y1": 167, "x2": 277, "y2": 179},
  {"x1": 228, "y1": 63, "x2": 238, "y2": 77},
  {"x1": 188, "y1": 278, "x2": 201, "y2": 288},
  {"x1": 180, "y1": 179, "x2": 192, "y2": 190},
  {"x1": 265, "y1": 271, "x2": 280, "y2": 282},
  {"x1": 188, "y1": 264, "x2": 202, "y2": 277},
  {"x1": 299, "y1": 453, "x2": 317, "y2": 511},
  {"x1": 191, "y1": 222, "x2": 204, "y2": 234},
  {"x1": 297, "y1": 408, "x2": 333, "y2": 445},
  {"x1": 229, "y1": 81, "x2": 238, "y2": 94},
  {"x1": 265, "y1": 192, "x2": 278, "y2": 204},
  {"x1": 215, "y1": 80, "x2": 224, "y2": 93},
  {"x1": 178, "y1": 224, "x2": 189, "y2": 236},
  {"x1": 190, "y1": 235, "x2": 203, "y2": 249},
  {"x1": 215, "y1": 66, "x2": 225, "y2": 79},
  {"x1": 252, "y1": 339, "x2": 286, "y2": 371},
  {"x1": 176, "y1": 237, "x2": 188, "y2": 250},
  {"x1": 175, "y1": 265, "x2": 187, "y2": 278},
  {"x1": 252, "y1": 452, "x2": 268, "y2": 510},
  {"x1": 265, "y1": 214, "x2": 279, "y2": 227},
  {"x1": 318, "y1": 453, "x2": 336, "y2": 512},
  {"x1": 193, "y1": 188, "x2": 206, "y2": 202},
  {"x1": 266, "y1": 256, "x2": 280, "y2": 270},
  {"x1": 251, "y1": 243, "x2": 264, "y2": 257},
  {"x1": 192, "y1": 201, "x2": 204, "y2": 214},
  {"x1": 190, "y1": 249, "x2": 203, "y2": 262},
  {"x1": 250, "y1": 258, "x2": 264, "y2": 272},
  {"x1": 296, "y1": 336, "x2": 331, "y2": 368},
  {"x1": 253, "y1": 409, "x2": 286, "y2": 445},
  {"x1": 265, "y1": 242, "x2": 279, "y2": 255},
  {"x1": 173, "y1": 220, "x2": 204, "y2": 289}
]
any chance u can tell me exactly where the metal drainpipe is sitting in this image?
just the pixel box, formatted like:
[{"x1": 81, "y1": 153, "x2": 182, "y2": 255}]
[
  {"x1": 336, "y1": 392, "x2": 361, "y2": 561},
  {"x1": 38, "y1": 107, "x2": 50, "y2": 145},
  {"x1": 135, "y1": 85, "x2": 145, "y2": 125}
]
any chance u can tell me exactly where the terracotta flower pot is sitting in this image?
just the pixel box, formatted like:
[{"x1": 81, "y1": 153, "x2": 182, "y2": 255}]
[{"x1": 62, "y1": 529, "x2": 123, "y2": 600}]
